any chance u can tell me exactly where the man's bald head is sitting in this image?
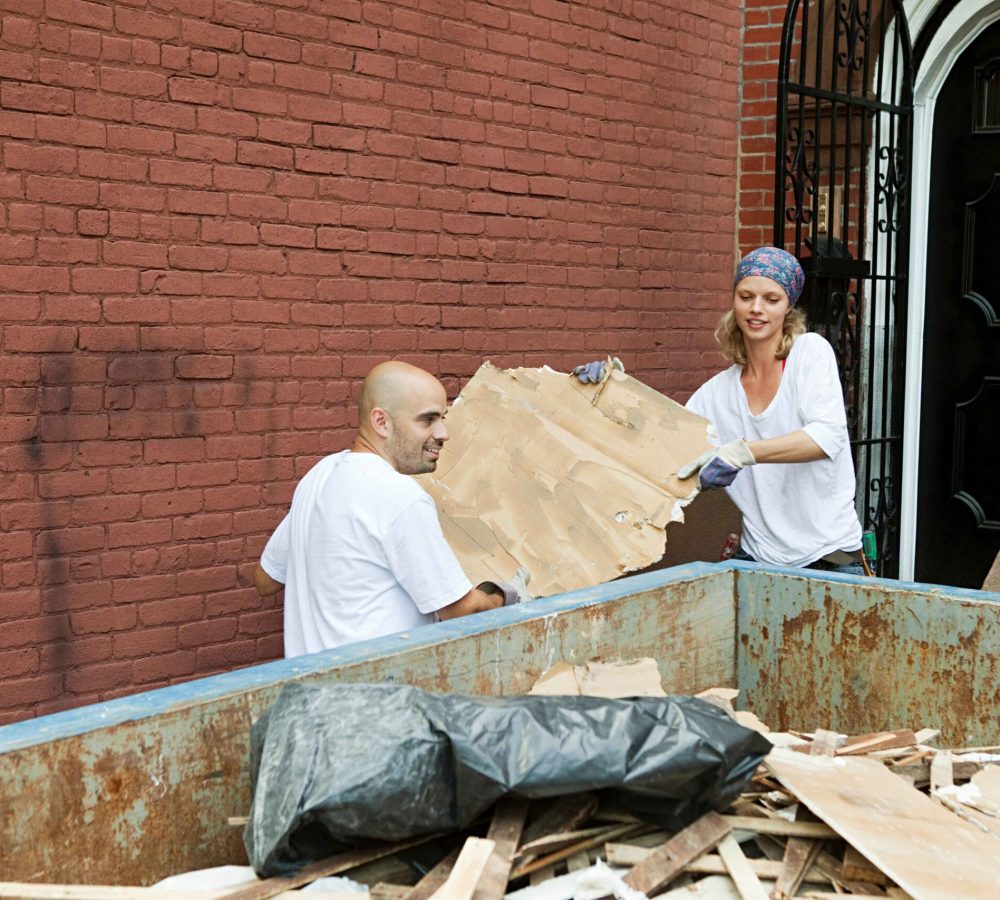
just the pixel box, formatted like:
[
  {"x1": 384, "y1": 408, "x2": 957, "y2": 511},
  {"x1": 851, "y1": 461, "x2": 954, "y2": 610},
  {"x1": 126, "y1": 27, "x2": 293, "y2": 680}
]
[
  {"x1": 356, "y1": 362, "x2": 449, "y2": 474},
  {"x1": 359, "y1": 361, "x2": 444, "y2": 421}
]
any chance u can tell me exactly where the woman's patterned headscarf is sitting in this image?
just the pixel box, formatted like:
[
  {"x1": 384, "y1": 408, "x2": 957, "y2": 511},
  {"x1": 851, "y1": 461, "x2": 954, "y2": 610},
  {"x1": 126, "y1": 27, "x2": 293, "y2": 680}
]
[{"x1": 733, "y1": 247, "x2": 805, "y2": 306}]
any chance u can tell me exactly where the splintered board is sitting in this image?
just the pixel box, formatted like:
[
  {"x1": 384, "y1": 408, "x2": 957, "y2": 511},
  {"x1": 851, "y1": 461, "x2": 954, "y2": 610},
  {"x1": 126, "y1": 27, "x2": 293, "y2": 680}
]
[{"x1": 765, "y1": 748, "x2": 1000, "y2": 900}]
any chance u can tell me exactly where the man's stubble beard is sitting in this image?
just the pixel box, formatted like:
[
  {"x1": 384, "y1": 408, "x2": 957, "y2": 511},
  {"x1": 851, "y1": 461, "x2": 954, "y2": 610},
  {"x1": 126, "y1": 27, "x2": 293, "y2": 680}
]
[{"x1": 385, "y1": 427, "x2": 439, "y2": 476}]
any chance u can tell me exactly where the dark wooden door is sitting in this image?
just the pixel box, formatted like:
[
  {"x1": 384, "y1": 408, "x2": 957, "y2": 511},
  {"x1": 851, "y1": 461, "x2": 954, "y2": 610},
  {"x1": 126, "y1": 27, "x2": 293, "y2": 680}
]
[{"x1": 916, "y1": 22, "x2": 1000, "y2": 587}]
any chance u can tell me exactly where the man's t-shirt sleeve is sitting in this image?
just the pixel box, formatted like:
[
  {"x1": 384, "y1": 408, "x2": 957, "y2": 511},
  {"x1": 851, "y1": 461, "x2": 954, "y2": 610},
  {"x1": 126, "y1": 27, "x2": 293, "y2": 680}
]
[
  {"x1": 384, "y1": 494, "x2": 473, "y2": 615},
  {"x1": 260, "y1": 514, "x2": 290, "y2": 584}
]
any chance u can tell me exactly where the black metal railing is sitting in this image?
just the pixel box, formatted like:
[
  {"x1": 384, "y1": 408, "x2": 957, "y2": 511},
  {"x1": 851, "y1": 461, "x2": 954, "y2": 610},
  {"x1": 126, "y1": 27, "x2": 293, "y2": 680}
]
[{"x1": 774, "y1": 0, "x2": 913, "y2": 576}]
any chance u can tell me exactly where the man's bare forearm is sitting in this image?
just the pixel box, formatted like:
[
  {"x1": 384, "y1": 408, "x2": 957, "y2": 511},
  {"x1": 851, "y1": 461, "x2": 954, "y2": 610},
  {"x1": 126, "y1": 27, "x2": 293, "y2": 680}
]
[
  {"x1": 254, "y1": 564, "x2": 284, "y2": 597},
  {"x1": 436, "y1": 586, "x2": 503, "y2": 620}
]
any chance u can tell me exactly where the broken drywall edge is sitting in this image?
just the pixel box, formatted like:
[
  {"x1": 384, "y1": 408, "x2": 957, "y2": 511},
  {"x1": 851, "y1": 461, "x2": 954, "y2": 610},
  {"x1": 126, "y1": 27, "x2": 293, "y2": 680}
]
[
  {"x1": 420, "y1": 363, "x2": 714, "y2": 596},
  {"x1": 529, "y1": 658, "x2": 666, "y2": 699}
]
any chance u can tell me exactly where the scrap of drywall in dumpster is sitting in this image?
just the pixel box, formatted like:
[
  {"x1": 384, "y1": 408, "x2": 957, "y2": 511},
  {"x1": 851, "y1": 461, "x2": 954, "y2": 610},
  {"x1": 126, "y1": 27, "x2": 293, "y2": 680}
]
[
  {"x1": 765, "y1": 747, "x2": 1000, "y2": 900},
  {"x1": 529, "y1": 659, "x2": 667, "y2": 698},
  {"x1": 418, "y1": 363, "x2": 712, "y2": 596}
]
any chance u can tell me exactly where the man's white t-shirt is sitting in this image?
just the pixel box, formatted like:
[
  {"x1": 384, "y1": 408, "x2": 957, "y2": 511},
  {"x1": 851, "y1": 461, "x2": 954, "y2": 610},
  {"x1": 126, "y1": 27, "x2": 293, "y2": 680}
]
[
  {"x1": 260, "y1": 451, "x2": 473, "y2": 657},
  {"x1": 686, "y1": 332, "x2": 863, "y2": 567}
]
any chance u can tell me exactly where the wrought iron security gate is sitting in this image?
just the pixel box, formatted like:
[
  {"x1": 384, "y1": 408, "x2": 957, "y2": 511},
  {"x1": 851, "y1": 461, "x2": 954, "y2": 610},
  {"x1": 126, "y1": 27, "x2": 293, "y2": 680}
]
[{"x1": 774, "y1": 0, "x2": 913, "y2": 576}]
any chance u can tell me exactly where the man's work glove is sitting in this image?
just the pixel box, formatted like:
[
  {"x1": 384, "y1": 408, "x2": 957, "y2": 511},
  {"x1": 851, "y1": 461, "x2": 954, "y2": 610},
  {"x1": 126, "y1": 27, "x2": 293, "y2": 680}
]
[
  {"x1": 479, "y1": 567, "x2": 533, "y2": 606},
  {"x1": 677, "y1": 438, "x2": 756, "y2": 491},
  {"x1": 571, "y1": 357, "x2": 624, "y2": 384}
]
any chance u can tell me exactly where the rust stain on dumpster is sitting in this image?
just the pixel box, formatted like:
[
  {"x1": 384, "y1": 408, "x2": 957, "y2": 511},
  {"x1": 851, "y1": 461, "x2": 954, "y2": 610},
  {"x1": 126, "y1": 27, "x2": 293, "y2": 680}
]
[{"x1": 740, "y1": 573, "x2": 1000, "y2": 745}]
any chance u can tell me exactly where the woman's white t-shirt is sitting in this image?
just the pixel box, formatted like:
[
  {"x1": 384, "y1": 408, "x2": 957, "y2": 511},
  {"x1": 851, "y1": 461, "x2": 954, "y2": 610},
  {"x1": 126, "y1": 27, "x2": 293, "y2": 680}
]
[
  {"x1": 686, "y1": 332, "x2": 863, "y2": 566},
  {"x1": 261, "y1": 451, "x2": 472, "y2": 657}
]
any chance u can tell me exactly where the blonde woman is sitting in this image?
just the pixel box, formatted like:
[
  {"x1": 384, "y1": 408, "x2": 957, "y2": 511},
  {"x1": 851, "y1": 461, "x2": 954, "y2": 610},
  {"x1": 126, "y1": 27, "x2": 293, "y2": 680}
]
[{"x1": 576, "y1": 247, "x2": 864, "y2": 573}]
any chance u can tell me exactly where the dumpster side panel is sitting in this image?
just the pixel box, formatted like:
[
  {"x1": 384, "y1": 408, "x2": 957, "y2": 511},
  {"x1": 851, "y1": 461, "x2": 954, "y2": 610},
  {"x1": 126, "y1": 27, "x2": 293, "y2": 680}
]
[
  {"x1": 0, "y1": 566, "x2": 734, "y2": 885},
  {"x1": 737, "y1": 567, "x2": 1000, "y2": 745}
]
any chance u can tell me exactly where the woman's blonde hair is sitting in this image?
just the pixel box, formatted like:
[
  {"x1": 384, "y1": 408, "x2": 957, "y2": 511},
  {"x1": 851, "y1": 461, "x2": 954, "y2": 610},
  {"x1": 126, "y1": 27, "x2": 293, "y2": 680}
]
[{"x1": 714, "y1": 306, "x2": 807, "y2": 366}]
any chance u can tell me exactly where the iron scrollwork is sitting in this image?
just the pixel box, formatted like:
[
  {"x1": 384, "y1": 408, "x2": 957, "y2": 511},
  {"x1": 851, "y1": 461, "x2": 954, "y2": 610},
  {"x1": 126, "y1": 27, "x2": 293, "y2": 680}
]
[
  {"x1": 868, "y1": 476, "x2": 899, "y2": 573},
  {"x1": 829, "y1": 289, "x2": 862, "y2": 430},
  {"x1": 877, "y1": 146, "x2": 907, "y2": 233},
  {"x1": 783, "y1": 126, "x2": 817, "y2": 224},
  {"x1": 836, "y1": 0, "x2": 872, "y2": 72}
]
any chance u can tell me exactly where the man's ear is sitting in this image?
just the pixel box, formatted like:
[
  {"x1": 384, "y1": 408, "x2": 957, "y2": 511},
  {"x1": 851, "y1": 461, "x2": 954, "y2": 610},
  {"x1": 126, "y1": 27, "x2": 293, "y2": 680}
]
[{"x1": 370, "y1": 406, "x2": 391, "y2": 438}]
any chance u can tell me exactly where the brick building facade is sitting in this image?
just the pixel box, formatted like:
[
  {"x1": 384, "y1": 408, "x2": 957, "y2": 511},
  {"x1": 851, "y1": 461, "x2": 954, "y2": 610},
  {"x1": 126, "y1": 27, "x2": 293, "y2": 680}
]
[{"x1": 0, "y1": 0, "x2": 746, "y2": 722}]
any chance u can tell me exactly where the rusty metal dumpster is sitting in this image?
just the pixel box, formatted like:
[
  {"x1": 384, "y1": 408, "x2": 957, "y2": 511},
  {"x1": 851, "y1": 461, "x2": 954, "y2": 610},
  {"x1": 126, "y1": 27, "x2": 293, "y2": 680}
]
[{"x1": 1, "y1": 561, "x2": 998, "y2": 884}]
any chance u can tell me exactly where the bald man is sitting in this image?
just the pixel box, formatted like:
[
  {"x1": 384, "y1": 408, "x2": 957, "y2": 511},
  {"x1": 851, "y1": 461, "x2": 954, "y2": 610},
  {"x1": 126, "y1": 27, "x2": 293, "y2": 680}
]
[{"x1": 253, "y1": 362, "x2": 508, "y2": 657}]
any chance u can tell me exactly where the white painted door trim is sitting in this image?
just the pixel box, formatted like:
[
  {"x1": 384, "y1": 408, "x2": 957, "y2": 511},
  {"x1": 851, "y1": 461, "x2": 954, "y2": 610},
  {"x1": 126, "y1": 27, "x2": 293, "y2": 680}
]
[{"x1": 898, "y1": 0, "x2": 1000, "y2": 579}]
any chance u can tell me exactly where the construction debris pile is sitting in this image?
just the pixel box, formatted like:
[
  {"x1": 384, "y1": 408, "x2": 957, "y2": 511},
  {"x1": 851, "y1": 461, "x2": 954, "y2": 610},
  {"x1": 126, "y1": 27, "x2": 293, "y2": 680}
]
[
  {"x1": 226, "y1": 664, "x2": 1000, "y2": 900},
  {"x1": 6, "y1": 664, "x2": 1000, "y2": 900},
  {"x1": 213, "y1": 721, "x2": 1000, "y2": 900}
]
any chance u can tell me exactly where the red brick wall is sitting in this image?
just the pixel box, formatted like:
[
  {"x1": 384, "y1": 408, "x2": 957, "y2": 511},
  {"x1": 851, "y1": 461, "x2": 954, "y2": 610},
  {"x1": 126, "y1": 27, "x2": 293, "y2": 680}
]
[
  {"x1": 739, "y1": 0, "x2": 784, "y2": 253},
  {"x1": 0, "y1": 0, "x2": 742, "y2": 723}
]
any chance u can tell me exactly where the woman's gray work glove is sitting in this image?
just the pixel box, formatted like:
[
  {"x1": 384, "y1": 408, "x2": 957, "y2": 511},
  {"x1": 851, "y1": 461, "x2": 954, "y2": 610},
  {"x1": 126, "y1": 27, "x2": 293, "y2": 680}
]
[
  {"x1": 571, "y1": 357, "x2": 624, "y2": 384},
  {"x1": 677, "y1": 439, "x2": 756, "y2": 491},
  {"x1": 478, "y1": 567, "x2": 533, "y2": 606}
]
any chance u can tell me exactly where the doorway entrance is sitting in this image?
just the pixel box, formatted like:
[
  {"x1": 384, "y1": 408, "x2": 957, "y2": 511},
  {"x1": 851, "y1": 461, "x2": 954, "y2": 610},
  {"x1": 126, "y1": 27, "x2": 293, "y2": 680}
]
[{"x1": 915, "y1": 20, "x2": 1000, "y2": 587}]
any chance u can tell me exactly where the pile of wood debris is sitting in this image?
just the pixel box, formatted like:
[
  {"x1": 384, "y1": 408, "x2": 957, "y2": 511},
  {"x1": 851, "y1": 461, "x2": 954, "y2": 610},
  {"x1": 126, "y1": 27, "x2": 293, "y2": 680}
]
[
  {"x1": 5, "y1": 674, "x2": 1000, "y2": 900},
  {"x1": 202, "y1": 723, "x2": 997, "y2": 900}
]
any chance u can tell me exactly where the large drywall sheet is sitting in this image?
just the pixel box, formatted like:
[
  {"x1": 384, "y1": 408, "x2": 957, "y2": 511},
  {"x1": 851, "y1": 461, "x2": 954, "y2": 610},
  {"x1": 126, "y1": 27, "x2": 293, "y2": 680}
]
[{"x1": 419, "y1": 363, "x2": 713, "y2": 596}]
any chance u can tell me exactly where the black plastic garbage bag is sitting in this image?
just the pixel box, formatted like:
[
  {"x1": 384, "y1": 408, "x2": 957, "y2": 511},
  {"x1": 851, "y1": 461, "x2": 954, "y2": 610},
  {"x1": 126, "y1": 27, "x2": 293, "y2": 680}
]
[{"x1": 244, "y1": 682, "x2": 771, "y2": 875}]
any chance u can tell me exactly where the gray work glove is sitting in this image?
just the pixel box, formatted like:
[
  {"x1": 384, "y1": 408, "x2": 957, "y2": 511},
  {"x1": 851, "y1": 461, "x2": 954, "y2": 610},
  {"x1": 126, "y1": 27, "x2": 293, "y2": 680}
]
[
  {"x1": 571, "y1": 357, "x2": 624, "y2": 384},
  {"x1": 677, "y1": 438, "x2": 756, "y2": 491},
  {"x1": 479, "y1": 567, "x2": 533, "y2": 606}
]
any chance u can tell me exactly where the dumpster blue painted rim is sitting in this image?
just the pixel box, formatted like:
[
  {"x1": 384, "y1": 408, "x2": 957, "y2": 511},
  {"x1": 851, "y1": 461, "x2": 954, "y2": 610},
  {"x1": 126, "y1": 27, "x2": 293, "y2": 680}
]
[{"x1": 0, "y1": 561, "x2": 729, "y2": 755}]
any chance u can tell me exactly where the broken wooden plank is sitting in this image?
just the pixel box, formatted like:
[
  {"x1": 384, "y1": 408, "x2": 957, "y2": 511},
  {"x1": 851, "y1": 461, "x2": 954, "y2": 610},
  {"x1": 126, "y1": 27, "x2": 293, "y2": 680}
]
[
  {"x1": 428, "y1": 838, "x2": 496, "y2": 900},
  {"x1": 521, "y1": 794, "x2": 599, "y2": 846},
  {"x1": 0, "y1": 888, "x2": 223, "y2": 899},
  {"x1": 753, "y1": 835, "x2": 878, "y2": 895},
  {"x1": 767, "y1": 747, "x2": 1000, "y2": 900},
  {"x1": 603, "y1": 845, "x2": 832, "y2": 885},
  {"x1": 510, "y1": 824, "x2": 640, "y2": 880},
  {"x1": 473, "y1": 797, "x2": 529, "y2": 900},
  {"x1": 660, "y1": 875, "x2": 754, "y2": 899},
  {"x1": 515, "y1": 826, "x2": 613, "y2": 861},
  {"x1": 225, "y1": 835, "x2": 438, "y2": 900},
  {"x1": 527, "y1": 866, "x2": 556, "y2": 887},
  {"x1": 274, "y1": 894, "x2": 367, "y2": 899},
  {"x1": 0, "y1": 889, "x2": 369, "y2": 900},
  {"x1": 565, "y1": 851, "x2": 591, "y2": 873},
  {"x1": 370, "y1": 886, "x2": 413, "y2": 900},
  {"x1": 842, "y1": 845, "x2": 890, "y2": 886},
  {"x1": 720, "y1": 816, "x2": 837, "y2": 839},
  {"x1": 404, "y1": 849, "x2": 460, "y2": 900},
  {"x1": 591, "y1": 807, "x2": 644, "y2": 825},
  {"x1": 346, "y1": 856, "x2": 416, "y2": 887},
  {"x1": 889, "y1": 758, "x2": 985, "y2": 787},
  {"x1": 802, "y1": 894, "x2": 892, "y2": 900},
  {"x1": 622, "y1": 812, "x2": 731, "y2": 895},
  {"x1": 606, "y1": 830, "x2": 672, "y2": 850},
  {"x1": 835, "y1": 730, "x2": 919, "y2": 756},
  {"x1": 771, "y1": 837, "x2": 821, "y2": 900},
  {"x1": 716, "y1": 834, "x2": 769, "y2": 900}
]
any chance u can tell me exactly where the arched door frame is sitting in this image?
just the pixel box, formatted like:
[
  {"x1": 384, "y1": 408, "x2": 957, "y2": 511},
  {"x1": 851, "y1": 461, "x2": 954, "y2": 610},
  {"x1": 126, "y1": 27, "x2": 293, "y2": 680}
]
[{"x1": 899, "y1": 0, "x2": 1000, "y2": 579}]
